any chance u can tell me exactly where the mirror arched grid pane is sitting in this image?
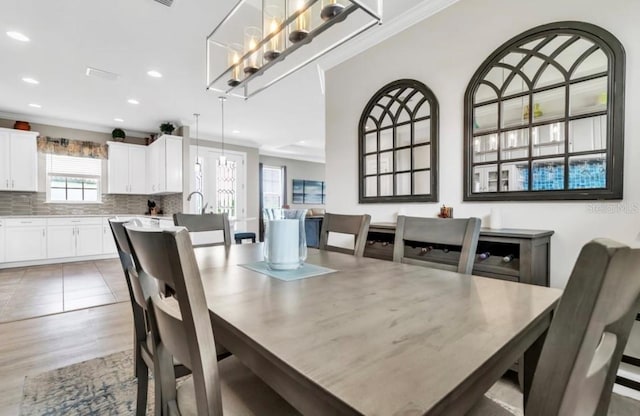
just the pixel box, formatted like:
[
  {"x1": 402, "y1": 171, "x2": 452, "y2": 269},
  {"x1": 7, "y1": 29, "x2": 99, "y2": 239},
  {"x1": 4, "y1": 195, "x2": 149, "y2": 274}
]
[
  {"x1": 464, "y1": 21, "x2": 625, "y2": 201},
  {"x1": 359, "y1": 79, "x2": 439, "y2": 203}
]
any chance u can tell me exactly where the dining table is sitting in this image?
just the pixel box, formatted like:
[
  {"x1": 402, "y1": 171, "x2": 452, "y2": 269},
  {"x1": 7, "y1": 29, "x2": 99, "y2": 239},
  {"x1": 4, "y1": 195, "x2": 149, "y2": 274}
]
[{"x1": 193, "y1": 243, "x2": 562, "y2": 415}]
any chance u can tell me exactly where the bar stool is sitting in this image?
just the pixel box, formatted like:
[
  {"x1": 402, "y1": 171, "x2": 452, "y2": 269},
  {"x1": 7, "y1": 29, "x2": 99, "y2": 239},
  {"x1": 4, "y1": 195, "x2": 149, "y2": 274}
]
[{"x1": 234, "y1": 232, "x2": 256, "y2": 244}]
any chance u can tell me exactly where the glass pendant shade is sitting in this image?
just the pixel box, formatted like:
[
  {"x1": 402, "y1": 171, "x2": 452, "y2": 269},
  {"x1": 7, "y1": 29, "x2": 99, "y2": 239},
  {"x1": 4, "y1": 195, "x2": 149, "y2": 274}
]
[
  {"x1": 243, "y1": 26, "x2": 262, "y2": 75},
  {"x1": 263, "y1": 3, "x2": 284, "y2": 61}
]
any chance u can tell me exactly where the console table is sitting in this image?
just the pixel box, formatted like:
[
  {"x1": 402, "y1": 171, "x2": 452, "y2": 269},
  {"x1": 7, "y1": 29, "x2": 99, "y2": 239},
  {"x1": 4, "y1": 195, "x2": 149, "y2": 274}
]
[{"x1": 365, "y1": 223, "x2": 554, "y2": 287}]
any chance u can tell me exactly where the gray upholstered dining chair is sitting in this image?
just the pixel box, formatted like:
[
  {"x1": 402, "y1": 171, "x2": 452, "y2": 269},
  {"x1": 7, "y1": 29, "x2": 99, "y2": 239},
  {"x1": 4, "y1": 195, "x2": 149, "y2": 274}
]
[
  {"x1": 124, "y1": 225, "x2": 299, "y2": 416},
  {"x1": 393, "y1": 216, "x2": 481, "y2": 274},
  {"x1": 108, "y1": 219, "x2": 191, "y2": 416},
  {"x1": 173, "y1": 212, "x2": 232, "y2": 248},
  {"x1": 319, "y1": 213, "x2": 371, "y2": 257},
  {"x1": 468, "y1": 239, "x2": 640, "y2": 416}
]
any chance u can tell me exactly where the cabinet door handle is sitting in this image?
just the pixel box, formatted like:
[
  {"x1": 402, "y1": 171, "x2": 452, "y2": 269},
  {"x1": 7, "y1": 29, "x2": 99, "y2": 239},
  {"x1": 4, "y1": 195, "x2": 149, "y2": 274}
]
[
  {"x1": 42, "y1": 229, "x2": 45, "y2": 237},
  {"x1": 5, "y1": 179, "x2": 7, "y2": 188},
  {"x1": 20, "y1": 221, "x2": 32, "y2": 224},
  {"x1": 11, "y1": 180, "x2": 14, "y2": 188}
]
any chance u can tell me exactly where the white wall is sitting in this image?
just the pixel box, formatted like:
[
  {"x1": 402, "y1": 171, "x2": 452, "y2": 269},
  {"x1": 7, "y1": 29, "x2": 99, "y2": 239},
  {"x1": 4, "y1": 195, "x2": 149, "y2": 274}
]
[{"x1": 325, "y1": 0, "x2": 640, "y2": 288}]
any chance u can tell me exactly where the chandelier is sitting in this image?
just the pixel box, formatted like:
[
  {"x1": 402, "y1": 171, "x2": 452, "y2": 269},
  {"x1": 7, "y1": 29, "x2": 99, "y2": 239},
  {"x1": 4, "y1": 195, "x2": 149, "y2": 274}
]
[{"x1": 206, "y1": 0, "x2": 382, "y2": 99}]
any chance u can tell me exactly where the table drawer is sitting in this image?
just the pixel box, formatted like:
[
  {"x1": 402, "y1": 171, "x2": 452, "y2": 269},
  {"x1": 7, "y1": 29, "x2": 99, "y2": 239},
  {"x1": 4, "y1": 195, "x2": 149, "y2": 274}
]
[{"x1": 5, "y1": 218, "x2": 47, "y2": 227}]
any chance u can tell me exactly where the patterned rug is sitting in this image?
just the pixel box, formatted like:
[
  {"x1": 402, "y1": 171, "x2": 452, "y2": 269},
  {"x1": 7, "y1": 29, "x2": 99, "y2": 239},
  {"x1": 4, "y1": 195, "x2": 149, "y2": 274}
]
[
  {"x1": 20, "y1": 350, "x2": 154, "y2": 416},
  {"x1": 19, "y1": 350, "x2": 639, "y2": 415}
]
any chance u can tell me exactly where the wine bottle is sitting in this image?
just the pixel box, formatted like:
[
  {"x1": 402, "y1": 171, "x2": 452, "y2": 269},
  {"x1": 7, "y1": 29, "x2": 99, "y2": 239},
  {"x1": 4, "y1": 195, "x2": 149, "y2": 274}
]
[
  {"x1": 478, "y1": 252, "x2": 490, "y2": 260},
  {"x1": 502, "y1": 254, "x2": 515, "y2": 263}
]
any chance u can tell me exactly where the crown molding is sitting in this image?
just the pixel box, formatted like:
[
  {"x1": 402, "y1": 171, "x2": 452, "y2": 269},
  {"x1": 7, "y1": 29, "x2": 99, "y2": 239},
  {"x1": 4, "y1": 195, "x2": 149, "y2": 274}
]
[
  {"x1": 318, "y1": 0, "x2": 460, "y2": 71},
  {"x1": 0, "y1": 109, "x2": 150, "y2": 138},
  {"x1": 259, "y1": 148, "x2": 326, "y2": 164}
]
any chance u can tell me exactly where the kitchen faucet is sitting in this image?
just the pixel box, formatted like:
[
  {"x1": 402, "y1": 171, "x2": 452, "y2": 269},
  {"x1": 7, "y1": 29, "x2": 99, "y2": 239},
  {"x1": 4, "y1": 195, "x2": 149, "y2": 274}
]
[{"x1": 186, "y1": 191, "x2": 208, "y2": 214}]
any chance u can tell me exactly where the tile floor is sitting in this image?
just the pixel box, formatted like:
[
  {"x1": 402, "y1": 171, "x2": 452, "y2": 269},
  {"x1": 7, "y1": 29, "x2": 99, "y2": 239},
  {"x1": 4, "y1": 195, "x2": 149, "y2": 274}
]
[{"x1": 0, "y1": 259, "x2": 127, "y2": 323}]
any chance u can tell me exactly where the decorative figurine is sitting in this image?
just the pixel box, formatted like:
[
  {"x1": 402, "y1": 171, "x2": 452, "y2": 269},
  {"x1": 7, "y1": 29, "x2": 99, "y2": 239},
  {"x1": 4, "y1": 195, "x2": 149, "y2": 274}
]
[{"x1": 438, "y1": 205, "x2": 453, "y2": 218}]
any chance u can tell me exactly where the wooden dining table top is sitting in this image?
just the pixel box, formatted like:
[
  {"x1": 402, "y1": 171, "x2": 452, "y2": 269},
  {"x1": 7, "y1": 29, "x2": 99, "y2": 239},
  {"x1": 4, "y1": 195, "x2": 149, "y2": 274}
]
[{"x1": 194, "y1": 243, "x2": 563, "y2": 415}]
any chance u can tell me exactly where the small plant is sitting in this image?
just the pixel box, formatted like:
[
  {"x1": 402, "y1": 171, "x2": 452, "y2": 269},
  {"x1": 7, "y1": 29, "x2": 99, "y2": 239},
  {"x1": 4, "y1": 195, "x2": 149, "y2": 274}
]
[
  {"x1": 111, "y1": 128, "x2": 126, "y2": 142},
  {"x1": 159, "y1": 122, "x2": 176, "y2": 135}
]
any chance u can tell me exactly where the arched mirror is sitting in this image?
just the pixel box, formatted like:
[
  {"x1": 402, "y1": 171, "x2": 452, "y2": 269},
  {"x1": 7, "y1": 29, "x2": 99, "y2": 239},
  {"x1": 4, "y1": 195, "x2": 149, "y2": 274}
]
[
  {"x1": 359, "y1": 79, "x2": 439, "y2": 203},
  {"x1": 464, "y1": 21, "x2": 625, "y2": 201}
]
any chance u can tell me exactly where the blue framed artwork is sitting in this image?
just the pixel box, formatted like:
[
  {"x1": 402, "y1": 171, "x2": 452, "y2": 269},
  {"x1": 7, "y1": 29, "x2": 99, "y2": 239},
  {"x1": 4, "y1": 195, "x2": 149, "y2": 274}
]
[{"x1": 292, "y1": 179, "x2": 325, "y2": 204}]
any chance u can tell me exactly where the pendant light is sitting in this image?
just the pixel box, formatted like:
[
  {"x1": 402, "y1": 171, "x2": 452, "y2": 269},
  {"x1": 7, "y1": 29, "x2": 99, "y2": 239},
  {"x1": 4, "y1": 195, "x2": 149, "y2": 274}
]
[
  {"x1": 193, "y1": 113, "x2": 202, "y2": 173},
  {"x1": 219, "y1": 96, "x2": 227, "y2": 166}
]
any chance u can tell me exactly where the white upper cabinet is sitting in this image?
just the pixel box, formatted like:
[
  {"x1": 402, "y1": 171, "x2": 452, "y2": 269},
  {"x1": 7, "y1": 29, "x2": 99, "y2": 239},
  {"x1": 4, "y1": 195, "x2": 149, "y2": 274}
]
[
  {"x1": 107, "y1": 142, "x2": 147, "y2": 194},
  {"x1": 148, "y1": 134, "x2": 182, "y2": 194},
  {"x1": 0, "y1": 128, "x2": 38, "y2": 192}
]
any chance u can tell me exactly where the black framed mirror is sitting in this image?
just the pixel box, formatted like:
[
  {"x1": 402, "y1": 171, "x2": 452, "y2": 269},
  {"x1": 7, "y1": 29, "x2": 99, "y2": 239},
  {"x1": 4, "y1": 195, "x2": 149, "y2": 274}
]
[
  {"x1": 359, "y1": 79, "x2": 439, "y2": 203},
  {"x1": 464, "y1": 21, "x2": 625, "y2": 201}
]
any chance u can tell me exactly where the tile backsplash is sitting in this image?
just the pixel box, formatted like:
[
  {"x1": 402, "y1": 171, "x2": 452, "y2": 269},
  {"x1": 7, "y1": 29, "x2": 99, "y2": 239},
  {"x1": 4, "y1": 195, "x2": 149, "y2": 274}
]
[{"x1": 0, "y1": 192, "x2": 184, "y2": 216}]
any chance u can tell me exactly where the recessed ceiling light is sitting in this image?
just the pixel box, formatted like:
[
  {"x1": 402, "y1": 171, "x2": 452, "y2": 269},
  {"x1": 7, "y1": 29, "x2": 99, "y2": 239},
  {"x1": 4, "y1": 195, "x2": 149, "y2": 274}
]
[
  {"x1": 22, "y1": 77, "x2": 39, "y2": 84},
  {"x1": 114, "y1": 118, "x2": 124, "y2": 122},
  {"x1": 298, "y1": 140, "x2": 306, "y2": 144},
  {"x1": 127, "y1": 99, "x2": 139, "y2": 105},
  {"x1": 28, "y1": 103, "x2": 41, "y2": 108},
  {"x1": 7, "y1": 31, "x2": 30, "y2": 42},
  {"x1": 147, "y1": 70, "x2": 162, "y2": 78},
  {"x1": 232, "y1": 130, "x2": 240, "y2": 134}
]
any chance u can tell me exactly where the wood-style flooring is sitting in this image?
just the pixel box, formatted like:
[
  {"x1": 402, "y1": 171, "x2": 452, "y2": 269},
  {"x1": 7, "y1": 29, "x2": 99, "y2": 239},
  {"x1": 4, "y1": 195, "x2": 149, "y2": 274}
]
[
  {"x1": 0, "y1": 259, "x2": 128, "y2": 322},
  {"x1": 0, "y1": 302, "x2": 133, "y2": 415}
]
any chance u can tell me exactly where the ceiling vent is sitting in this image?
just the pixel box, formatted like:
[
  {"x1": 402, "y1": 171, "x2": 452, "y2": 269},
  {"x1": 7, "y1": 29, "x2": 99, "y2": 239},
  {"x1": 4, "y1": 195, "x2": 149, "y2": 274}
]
[
  {"x1": 153, "y1": 0, "x2": 173, "y2": 6},
  {"x1": 85, "y1": 67, "x2": 120, "y2": 81}
]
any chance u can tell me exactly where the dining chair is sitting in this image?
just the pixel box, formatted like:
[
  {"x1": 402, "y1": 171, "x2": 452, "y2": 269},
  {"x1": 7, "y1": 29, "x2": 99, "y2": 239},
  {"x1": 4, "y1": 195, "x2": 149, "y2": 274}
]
[
  {"x1": 124, "y1": 225, "x2": 299, "y2": 415},
  {"x1": 469, "y1": 238, "x2": 640, "y2": 416},
  {"x1": 393, "y1": 215, "x2": 481, "y2": 274},
  {"x1": 109, "y1": 218, "x2": 191, "y2": 416},
  {"x1": 173, "y1": 213, "x2": 232, "y2": 248},
  {"x1": 319, "y1": 213, "x2": 371, "y2": 257}
]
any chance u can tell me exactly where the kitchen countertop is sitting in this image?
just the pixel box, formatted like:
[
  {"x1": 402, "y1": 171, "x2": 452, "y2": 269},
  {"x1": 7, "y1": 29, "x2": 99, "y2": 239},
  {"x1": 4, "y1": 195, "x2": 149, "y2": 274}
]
[{"x1": 0, "y1": 214, "x2": 173, "y2": 219}]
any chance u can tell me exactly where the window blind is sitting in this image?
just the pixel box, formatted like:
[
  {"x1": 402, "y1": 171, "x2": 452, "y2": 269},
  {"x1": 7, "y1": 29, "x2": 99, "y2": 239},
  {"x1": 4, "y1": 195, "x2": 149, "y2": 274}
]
[{"x1": 47, "y1": 154, "x2": 102, "y2": 177}]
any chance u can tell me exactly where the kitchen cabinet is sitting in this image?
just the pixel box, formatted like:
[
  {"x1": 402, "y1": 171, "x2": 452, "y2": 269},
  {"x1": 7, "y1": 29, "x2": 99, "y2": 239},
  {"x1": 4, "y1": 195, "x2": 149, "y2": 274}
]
[
  {"x1": 103, "y1": 218, "x2": 117, "y2": 254},
  {"x1": 148, "y1": 134, "x2": 182, "y2": 194},
  {"x1": 4, "y1": 218, "x2": 47, "y2": 262},
  {"x1": 0, "y1": 128, "x2": 38, "y2": 192},
  {"x1": 107, "y1": 142, "x2": 147, "y2": 194},
  {"x1": 47, "y1": 218, "x2": 103, "y2": 259}
]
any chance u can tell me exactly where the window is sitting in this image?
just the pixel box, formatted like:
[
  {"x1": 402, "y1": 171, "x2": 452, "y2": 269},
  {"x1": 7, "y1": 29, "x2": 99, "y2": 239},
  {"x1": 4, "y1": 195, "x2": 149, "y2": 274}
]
[
  {"x1": 216, "y1": 159, "x2": 237, "y2": 217},
  {"x1": 464, "y1": 21, "x2": 625, "y2": 201},
  {"x1": 262, "y1": 166, "x2": 285, "y2": 209},
  {"x1": 46, "y1": 154, "x2": 102, "y2": 203},
  {"x1": 359, "y1": 79, "x2": 439, "y2": 203}
]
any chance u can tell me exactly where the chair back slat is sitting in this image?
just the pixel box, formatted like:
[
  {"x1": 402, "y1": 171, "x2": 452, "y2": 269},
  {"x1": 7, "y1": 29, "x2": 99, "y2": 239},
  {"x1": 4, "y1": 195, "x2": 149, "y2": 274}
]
[
  {"x1": 393, "y1": 216, "x2": 481, "y2": 274},
  {"x1": 125, "y1": 225, "x2": 223, "y2": 416},
  {"x1": 173, "y1": 213, "x2": 231, "y2": 247},
  {"x1": 527, "y1": 239, "x2": 640, "y2": 416},
  {"x1": 109, "y1": 218, "x2": 157, "y2": 309},
  {"x1": 319, "y1": 213, "x2": 371, "y2": 257},
  {"x1": 151, "y1": 296, "x2": 193, "y2": 369}
]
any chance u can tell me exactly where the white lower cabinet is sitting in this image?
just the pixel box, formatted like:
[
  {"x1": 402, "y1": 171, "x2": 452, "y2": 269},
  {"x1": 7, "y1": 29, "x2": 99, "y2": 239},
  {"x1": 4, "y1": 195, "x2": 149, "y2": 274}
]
[
  {"x1": 47, "y1": 225, "x2": 76, "y2": 259},
  {"x1": 5, "y1": 218, "x2": 47, "y2": 262},
  {"x1": 102, "y1": 219, "x2": 117, "y2": 255},
  {"x1": 46, "y1": 218, "x2": 103, "y2": 259},
  {"x1": 77, "y1": 224, "x2": 103, "y2": 256}
]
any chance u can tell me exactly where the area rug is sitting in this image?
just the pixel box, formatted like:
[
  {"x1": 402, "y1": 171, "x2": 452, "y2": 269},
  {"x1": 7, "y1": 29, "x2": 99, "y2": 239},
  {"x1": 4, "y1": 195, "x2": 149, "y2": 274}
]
[
  {"x1": 20, "y1": 350, "x2": 638, "y2": 415},
  {"x1": 20, "y1": 350, "x2": 154, "y2": 416}
]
